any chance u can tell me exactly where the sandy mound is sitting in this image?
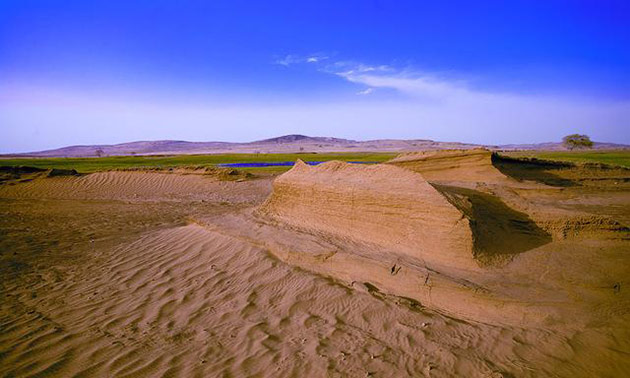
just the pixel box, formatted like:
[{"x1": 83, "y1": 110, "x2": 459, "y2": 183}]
[
  {"x1": 387, "y1": 148, "x2": 512, "y2": 184},
  {"x1": 259, "y1": 160, "x2": 551, "y2": 271},
  {"x1": 0, "y1": 170, "x2": 264, "y2": 203},
  {"x1": 251, "y1": 157, "x2": 629, "y2": 328},
  {"x1": 260, "y1": 160, "x2": 479, "y2": 271},
  {"x1": 389, "y1": 149, "x2": 629, "y2": 240},
  {"x1": 389, "y1": 149, "x2": 630, "y2": 189}
]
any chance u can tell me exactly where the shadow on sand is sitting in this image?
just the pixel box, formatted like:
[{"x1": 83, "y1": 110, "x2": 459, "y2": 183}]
[
  {"x1": 491, "y1": 154, "x2": 578, "y2": 187},
  {"x1": 432, "y1": 183, "x2": 552, "y2": 265}
]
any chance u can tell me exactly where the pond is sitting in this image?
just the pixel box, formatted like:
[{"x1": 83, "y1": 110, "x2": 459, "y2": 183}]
[{"x1": 217, "y1": 161, "x2": 379, "y2": 168}]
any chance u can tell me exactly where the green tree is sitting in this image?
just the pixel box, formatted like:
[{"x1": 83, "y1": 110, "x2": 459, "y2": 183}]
[{"x1": 562, "y1": 134, "x2": 593, "y2": 150}]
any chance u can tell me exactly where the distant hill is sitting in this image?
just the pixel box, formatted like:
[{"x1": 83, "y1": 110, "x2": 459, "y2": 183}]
[
  {"x1": 498, "y1": 141, "x2": 630, "y2": 151},
  {"x1": 4, "y1": 135, "x2": 628, "y2": 157},
  {"x1": 22, "y1": 140, "x2": 233, "y2": 158},
  {"x1": 253, "y1": 134, "x2": 355, "y2": 144}
]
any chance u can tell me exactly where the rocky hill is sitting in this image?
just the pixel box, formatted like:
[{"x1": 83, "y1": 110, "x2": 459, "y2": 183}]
[{"x1": 5, "y1": 134, "x2": 628, "y2": 157}]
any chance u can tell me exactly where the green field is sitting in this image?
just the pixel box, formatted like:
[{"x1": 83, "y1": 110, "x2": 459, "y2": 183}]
[
  {"x1": 503, "y1": 150, "x2": 630, "y2": 168},
  {"x1": 3, "y1": 150, "x2": 628, "y2": 174},
  {"x1": 0, "y1": 152, "x2": 398, "y2": 174}
]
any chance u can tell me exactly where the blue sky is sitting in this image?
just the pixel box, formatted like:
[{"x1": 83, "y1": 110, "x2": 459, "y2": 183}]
[{"x1": 1, "y1": 0, "x2": 629, "y2": 152}]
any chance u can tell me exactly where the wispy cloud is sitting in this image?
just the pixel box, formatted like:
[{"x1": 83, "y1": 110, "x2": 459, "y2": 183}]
[
  {"x1": 306, "y1": 56, "x2": 327, "y2": 63},
  {"x1": 274, "y1": 54, "x2": 300, "y2": 66},
  {"x1": 274, "y1": 53, "x2": 328, "y2": 66},
  {"x1": 321, "y1": 61, "x2": 476, "y2": 100},
  {"x1": 267, "y1": 54, "x2": 630, "y2": 144},
  {"x1": 330, "y1": 62, "x2": 392, "y2": 75},
  {"x1": 280, "y1": 56, "x2": 470, "y2": 100},
  {"x1": 338, "y1": 71, "x2": 467, "y2": 100}
]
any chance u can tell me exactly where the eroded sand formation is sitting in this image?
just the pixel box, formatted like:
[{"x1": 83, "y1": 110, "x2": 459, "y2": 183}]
[
  {"x1": 1, "y1": 152, "x2": 629, "y2": 377},
  {"x1": 259, "y1": 160, "x2": 481, "y2": 272},
  {"x1": 387, "y1": 148, "x2": 512, "y2": 184},
  {"x1": 250, "y1": 150, "x2": 629, "y2": 336},
  {"x1": 259, "y1": 158, "x2": 558, "y2": 271}
]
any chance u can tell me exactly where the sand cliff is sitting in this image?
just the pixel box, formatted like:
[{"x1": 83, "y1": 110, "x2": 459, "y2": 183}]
[{"x1": 387, "y1": 148, "x2": 511, "y2": 184}]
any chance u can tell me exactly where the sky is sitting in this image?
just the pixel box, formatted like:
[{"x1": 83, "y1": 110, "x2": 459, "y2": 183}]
[{"x1": 1, "y1": 0, "x2": 629, "y2": 153}]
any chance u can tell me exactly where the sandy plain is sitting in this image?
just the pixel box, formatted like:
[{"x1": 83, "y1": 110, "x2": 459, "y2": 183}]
[{"x1": 1, "y1": 150, "x2": 629, "y2": 377}]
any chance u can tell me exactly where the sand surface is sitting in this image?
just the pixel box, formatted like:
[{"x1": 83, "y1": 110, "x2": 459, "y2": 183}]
[{"x1": 1, "y1": 155, "x2": 630, "y2": 377}]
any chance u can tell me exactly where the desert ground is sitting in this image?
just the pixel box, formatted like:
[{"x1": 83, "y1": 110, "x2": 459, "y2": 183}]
[{"x1": 1, "y1": 149, "x2": 629, "y2": 377}]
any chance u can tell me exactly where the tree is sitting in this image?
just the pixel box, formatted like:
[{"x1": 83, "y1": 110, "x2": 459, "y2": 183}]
[
  {"x1": 562, "y1": 134, "x2": 593, "y2": 150},
  {"x1": 95, "y1": 149, "x2": 105, "y2": 157}
]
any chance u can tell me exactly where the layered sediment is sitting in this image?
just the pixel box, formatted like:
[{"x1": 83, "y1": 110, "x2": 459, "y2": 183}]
[
  {"x1": 259, "y1": 159, "x2": 550, "y2": 271},
  {"x1": 387, "y1": 148, "x2": 511, "y2": 183},
  {"x1": 254, "y1": 153, "x2": 629, "y2": 327}
]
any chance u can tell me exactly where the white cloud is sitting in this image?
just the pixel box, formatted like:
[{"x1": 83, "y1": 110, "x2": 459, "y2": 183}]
[
  {"x1": 306, "y1": 55, "x2": 328, "y2": 63},
  {"x1": 327, "y1": 62, "x2": 471, "y2": 100},
  {"x1": 340, "y1": 73, "x2": 467, "y2": 99},
  {"x1": 326, "y1": 61, "x2": 392, "y2": 77},
  {"x1": 356, "y1": 88, "x2": 374, "y2": 95}
]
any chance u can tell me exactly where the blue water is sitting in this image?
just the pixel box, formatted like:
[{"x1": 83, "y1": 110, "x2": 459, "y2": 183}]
[{"x1": 218, "y1": 161, "x2": 378, "y2": 168}]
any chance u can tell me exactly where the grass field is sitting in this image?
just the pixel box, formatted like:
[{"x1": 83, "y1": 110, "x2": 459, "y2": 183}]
[
  {"x1": 0, "y1": 152, "x2": 398, "y2": 174},
  {"x1": 503, "y1": 150, "x2": 630, "y2": 168},
  {"x1": 2, "y1": 150, "x2": 628, "y2": 174}
]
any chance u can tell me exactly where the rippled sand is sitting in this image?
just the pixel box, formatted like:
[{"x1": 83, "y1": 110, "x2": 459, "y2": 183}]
[{"x1": 1, "y1": 162, "x2": 629, "y2": 377}]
